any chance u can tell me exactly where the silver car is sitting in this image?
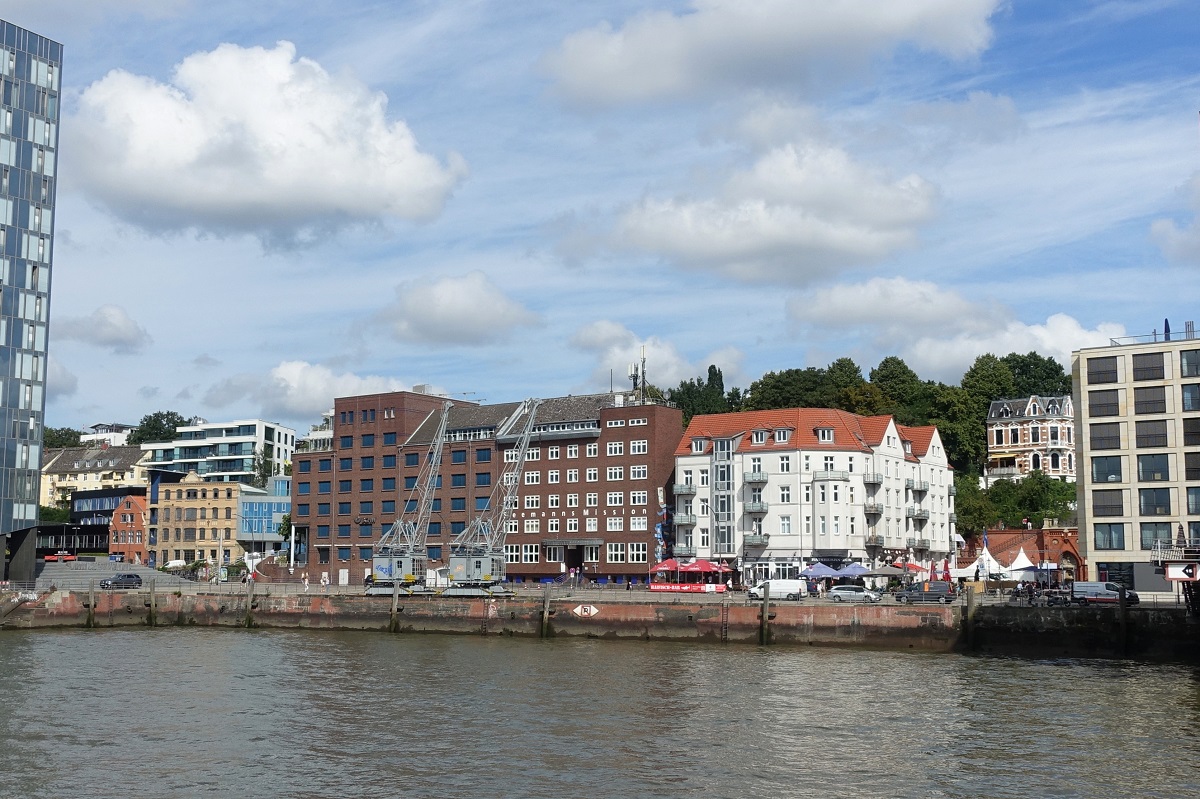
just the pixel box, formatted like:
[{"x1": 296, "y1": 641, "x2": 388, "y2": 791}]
[{"x1": 828, "y1": 585, "x2": 881, "y2": 603}]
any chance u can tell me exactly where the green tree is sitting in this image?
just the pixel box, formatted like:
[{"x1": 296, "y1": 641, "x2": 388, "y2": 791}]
[
  {"x1": 1000, "y1": 351, "x2": 1072, "y2": 397},
  {"x1": 39, "y1": 505, "x2": 69, "y2": 523},
  {"x1": 1012, "y1": 470, "x2": 1077, "y2": 527},
  {"x1": 667, "y1": 365, "x2": 732, "y2": 422},
  {"x1": 837, "y1": 382, "x2": 890, "y2": 417},
  {"x1": 869, "y1": 356, "x2": 937, "y2": 424},
  {"x1": 949, "y1": 475, "x2": 994, "y2": 537},
  {"x1": 929, "y1": 384, "x2": 986, "y2": 474},
  {"x1": 43, "y1": 427, "x2": 81, "y2": 448},
  {"x1": 277, "y1": 512, "x2": 291, "y2": 539},
  {"x1": 251, "y1": 447, "x2": 275, "y2": 489},
  {"x1": 127, "y1": 410, "x2": 191, "y2": 445},
  {"x1": 743, "y1": 367, "x2": 831, "y2": 410}
]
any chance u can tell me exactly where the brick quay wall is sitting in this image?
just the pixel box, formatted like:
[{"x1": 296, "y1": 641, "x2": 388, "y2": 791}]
[{"x1": 4, "y1": 588, "x2": 1198, "y2": 661}]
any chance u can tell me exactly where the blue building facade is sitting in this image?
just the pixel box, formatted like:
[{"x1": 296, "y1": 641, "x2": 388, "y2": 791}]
[
  {"x1": 1, "y1": 21, "x2": 60, "y2": 537},
  {"x1": 239, "y1": 475, "x2": 290, "y2": 555}
]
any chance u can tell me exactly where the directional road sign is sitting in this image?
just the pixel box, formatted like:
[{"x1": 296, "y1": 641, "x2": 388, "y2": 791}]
[{"x1": 1165, "y1": 563, "x2": 1200, "y2": 581}]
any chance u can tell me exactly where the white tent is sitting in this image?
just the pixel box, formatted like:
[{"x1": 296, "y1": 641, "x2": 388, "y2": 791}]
[
  {"x1": 950, "y1": 548, "x2": 1006, "y2": 580},
  {"x1": 1005, "y1": 547, "x2": 1036, "y2": 578}
]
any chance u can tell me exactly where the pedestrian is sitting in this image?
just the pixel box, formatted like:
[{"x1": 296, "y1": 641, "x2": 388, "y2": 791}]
[
  {"x1": 320, "y1": 572, "x2": 329, "y2": 593},
  {"x1": 302, "y1": 573, "x2": 309, "y2": 593},
  {"x1": 626, "y1": 579, "x2": 632, "y2": 591}
]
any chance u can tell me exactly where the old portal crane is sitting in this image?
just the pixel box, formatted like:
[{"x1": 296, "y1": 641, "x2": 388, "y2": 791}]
[
  {"x1": 443, "y1": 397, "x2": 542, "y2": 597},
  {"x1": 367, "y1": 401, "x2": 452, "y2": 596}
]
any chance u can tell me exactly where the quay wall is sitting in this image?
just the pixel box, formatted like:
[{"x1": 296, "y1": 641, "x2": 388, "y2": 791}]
[{"x1": 5, "y1": 589, "x2": 1199, "y2": 660}]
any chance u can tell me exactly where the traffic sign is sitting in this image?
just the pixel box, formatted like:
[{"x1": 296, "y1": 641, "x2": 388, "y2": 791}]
[
  {"x1": 1165, "y1": 563, "x2": 1200, "y2": 581},
  {"x1": 571, "y1": 604, "x2": 600, "y2": 618}
]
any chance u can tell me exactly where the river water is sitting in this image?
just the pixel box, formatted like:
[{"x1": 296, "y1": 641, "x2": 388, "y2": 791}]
[{"x1": 1, "y1": 629, "x2": 1198, "y2": 798}]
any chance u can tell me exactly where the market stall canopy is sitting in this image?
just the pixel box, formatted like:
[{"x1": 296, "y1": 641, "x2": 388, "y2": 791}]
[
  {"x1": 836, "y1": 563, "x2": 869, "y2": 577},
  {"x1": 650, "y1": 559, "x2": 681, "y2": 572},
  {"x1": 800, "y1": 563, "x2": 840, "y2": 578}
]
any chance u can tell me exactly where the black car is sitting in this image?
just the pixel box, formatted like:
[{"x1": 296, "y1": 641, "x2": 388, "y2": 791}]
[{"x1": 100, "y1": 573, "x2": 143, "y2": 589}]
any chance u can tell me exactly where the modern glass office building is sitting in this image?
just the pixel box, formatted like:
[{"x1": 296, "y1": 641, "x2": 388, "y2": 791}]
[{"x1": 0, "y1": 21, "x2": 60, "y2": 538}]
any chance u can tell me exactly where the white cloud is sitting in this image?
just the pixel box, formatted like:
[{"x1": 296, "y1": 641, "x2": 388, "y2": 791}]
[
  {"x1": 374, "y1": 271, "x2": 538, "y2": 345},
  {"x1": 544, "y1": 0, "x2": 1000, "y2": 105},
  {"x1": 203, "y1": 360, "x2": 424, "y2": 422},
  {"x1": 615, "y1": 143, "x2": 935, "y2": 283},
  {"x1": 901, "y1": 91, "x2": 1025, "y2": 149},
  {"x1": 569, "y1": 320, "x2": 745, "y2": 391},
  {"x1": 1151, "y1": 173, "x2": 1200, "y2": 263},
  {"x1": 46, "y1": 355, "x2": 78, "y2": 399},
  {"x1": 789, "y1": 277, "x2": 1123, "y2": 381},
  {"x1": 53, "y1": 305, "x2": 152, "y2": 354},
  {"x1": 71, "y1": 41, "x2": 467, "y2": 246}
]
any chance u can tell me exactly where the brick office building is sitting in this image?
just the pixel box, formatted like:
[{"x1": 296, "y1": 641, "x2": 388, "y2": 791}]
[
  {"x1": 290, "y1": 389, "x2": 459, "y2": 586},
  {"x1": 400, "y1": 393, "x2": 684, "y2": 584}
]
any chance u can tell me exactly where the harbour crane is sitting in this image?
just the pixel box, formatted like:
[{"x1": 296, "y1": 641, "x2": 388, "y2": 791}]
[
  {"x1": 443, "y1": 397, "x2": 542, "y2": 597},
  {"x1": 366, "y1": 401, "x2": 452, "y2": 596}
]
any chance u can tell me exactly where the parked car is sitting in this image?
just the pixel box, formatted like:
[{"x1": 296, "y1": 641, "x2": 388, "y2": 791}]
[
  {"x1": 100, "y1": 573, "x2": 143, "y2": 589},
  {"x1": 1070, "y1": 581, "x2": 1140, "y2": 606},
  {"x1": 828, "y1": 585, "x2": 881, "y2": 603},
  {"x1": 747, "y1": 579, "x2": 808, "y2": 601},
  {"x1": 894, "y1": 581, "x2": 956, "y2": 604}
]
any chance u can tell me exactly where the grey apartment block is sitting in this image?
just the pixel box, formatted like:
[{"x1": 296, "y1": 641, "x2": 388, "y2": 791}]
[{"x1": 0, "y1": 21, "x2": 61, "y2": 536}]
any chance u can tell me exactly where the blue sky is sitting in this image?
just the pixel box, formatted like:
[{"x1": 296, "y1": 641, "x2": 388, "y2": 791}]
[{"x1": 3, "y1": 0, "x2": 1200, "y2": 434}]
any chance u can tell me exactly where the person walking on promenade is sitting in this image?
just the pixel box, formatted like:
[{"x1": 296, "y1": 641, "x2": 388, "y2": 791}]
[
  {"x1": 302, "y1": 573, "x2": 309, "y2": 593},
  {"x1": 320, "y1": 572, "x2": 329, "y2": 593}
]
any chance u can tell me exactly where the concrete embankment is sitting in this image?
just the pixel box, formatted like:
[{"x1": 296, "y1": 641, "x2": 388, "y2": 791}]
[{"x1": 4, "y1": 588, "x2": 1198, "y2": 661}]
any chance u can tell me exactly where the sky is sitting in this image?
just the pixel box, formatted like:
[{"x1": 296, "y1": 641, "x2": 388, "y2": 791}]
[{"x1": 3, "y1": 0, "x2": 1200, "y2": 436}]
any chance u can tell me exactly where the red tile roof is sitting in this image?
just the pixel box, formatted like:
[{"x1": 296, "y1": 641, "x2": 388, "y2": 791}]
[{"x1": 675, "y1": 408, "x2": 939, "y2": 457}]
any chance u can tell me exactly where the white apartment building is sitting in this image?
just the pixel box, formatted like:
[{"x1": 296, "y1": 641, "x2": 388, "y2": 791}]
[
  {"x1": 672, "y1": 408, "x2": 955, "y2": 587},
  {"x1": 141, "y1": 418, "x2": 295, "y2": 484},
  {"x1": 1073, "y1": 326, "x2": 1200, "y2": 592}
]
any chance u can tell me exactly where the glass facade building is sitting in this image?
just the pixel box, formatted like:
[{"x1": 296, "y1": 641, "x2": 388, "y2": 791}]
[{"x1": 0, "y1": 21, "x2": 60, "y2": 536}]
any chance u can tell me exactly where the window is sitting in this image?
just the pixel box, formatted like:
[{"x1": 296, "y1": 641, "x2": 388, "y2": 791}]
[
  {"x1": 297, "y1": 503, "x2": 310, "y2": 516},
  {"x1": 360, "y1": 479, "x2": 374, "y2": 492},
  {"x1": 297, "y1": 461, "x2": 311, "y2": 473},
  {"x1": 548, "y1": 470, "x2": 559, "y2": 484},
  {"x1": 475, "y1": 497, "x2": 490, "y2": 512},
  {"x1": 476, "y1": 448, "x2": 492, "y2": 463},
  {"x1": 382, "y1": 454, "x2": 396, "y2": 469},
  {"x1": 607, "y1": 516, "x2": 624, "y2": 531},
  {"x1": 526, "y1": 448, "x2": 540, "y2": 461},
  {"x1": 779, "y1": 456, "x2": 791, "y2": 473},
  {"x1": 607, "y1": 543, "x2": 626, "y2": 563},
  {"x1": 1134, "y1": 386, "x2": 1166, "y2": 414},
  {"x1": 547, "y1": 446, "x2": 559, "y2": 460},
  {"x1": 752, "y1": 430, "x2": 767, "y2": 445},
  {"x1": 319, "y1": 459, "x2": 332, "y2": 472},
  {"x1": 630, "y1": 465, "x2": 647, "y2": 480},
  {"x1": 548, "y1": 494, "x2": 560, "y2": 508},
  {"x1": 1087, "y1": 356, "x2": 1118, "y2": 384},
  {"x1": 628, "y1": 542, "x2": 647, "y2": 563},
  {"x1": 567, "y1": 469, "x2": 579, "y2": 483},
  {"x1": 451, "y1": 498, "x2": 466, "y2": 511},
  {"x1": 338, "y1": 502, "x2": 351, "y2": 515},
  {"x1": 338, "y1": 457, "x2": 353, "y2": 471},
  {"x1": 452, "y1": 473, "x2": 467, "y2": 487},
  {"x1": 816, "y1": 427, "x2": 833, "y2": 443},
  {"x1": 586, "y1": 493, "x2": 598, "y2": 507},
  {"x1": 1092, "y1": 489, "x2": 1123, "y2": 517},
  {"x1": 362, "y1": 434, "x2": 375, "y2": 447},
  {"x1": 383, "y1": 477, "x2": 396, "y2": 491},
  {"x1": 318, "y1": 503, "x2": 331, "y2": 515},
  {"x1": 318, "y1": 481, "x2": 331, "y2": 494},
  {"x1": 1135, "y1": 420, "x2": 1167, "y2": 448},
  {"x1": 700, "y1": 470, "x2": 709, "y2": 487},
  {"x1": 1188, "y1": 452, "x2": 1200, "y2": 481},
  {"x1": 1140, "y1": 522, "x2": 1173, "y2": 549},
  {"x1": 1183, "y1": 385, "x2": 1200, "y2": 413},
  {"x1": 405, "y1": 453, "x2": 419, "y2": 467},
  {"x1": 476, "y1": 473, "x2": 491, "y2": 487},
  {"x1": 360, "y1": 501, "x2": 373, "y2": 514},
  {"x1": 524, "y1": 471, "x2": 540, "y2": 485},
  {"x1": 523, "y1": 519, "x2": 540, "y2": 534},
  {"x1": 338, "y1": 547, "x2": 351, "y2": 561},
  {"x1": 298, "y1": 482, "x2": 311, "y2": 495},
  {"x1": 607, "y1": 442, "x2": 624, "y2": 456},
  {"x1": 567, "y1": 494, "x2": 579, "y2": 507},
  {"x1": 338, "y1": 524, "x2": 351, "y2": 538},
  {"x1": 1137, "y1": 454, "x2": 1169, "y2": 481},
  {"x1": 504, "y1": 545, "x2": 520, "y2": 564},
  {"x1": 586, "y1": 468, "x2": 599, "y2": 482},
  {"x1": 1139, "y1": 488, "x2": 1171, "y2": 516},
  {"x1": 451, "y1": 450, "x2": 467, "y2": 464},
  {"x1": 779, "y1": 485, "x2": 791, "y2": 503},
  {"x1": 607, "y1": 491, "x2": 624, "y2": 506},
  {"x1": 360, "y1": 456, "x2": 375, "y2": 470},
  {"x1": 428, "y1": 522, "x2": 441, "y2": 537},
  {"x1": 339, "y1": 480, "x2": 352, "y2": 492},
  {"x1": 339, "y1": 436, "x2": 353, "y2": 449},
  {"x1": 1132, "y1": 352, "x2": 1164, "y2": 381},
  {"x1": 630, "y1": 490, "x2": 647, "y2": 505},
  {"x1": 606, "y1": 467, "x2": 623, "y2": 481},
  {"x1": 567, "y1": 518, "x2": 579, "y2": 532},
  {"x1": 546, "y1": 544, "x2": 564, "y2": 562},
  {"x1": 1094, "y1": 523, "x2": 1125, "y2": 550},
  {"x1": 1090, "y1": 422, "x2": 1121, "y2": 450},
  {"x1": 630, "y1": 440, "x2": 648, "y2": 455},
  {"x1": 775, "y1": 429, "x2": 791, "y2": 444},
  {"x1": 524, "y1": 496, "x2": 540, "y2": 509},
  {"x1": 691, "y1": 439, "x2": 706, "y2": 453},
  {"x1": 317, "y1": 525, "x2": 330, "y2": 539},
  {"x1": 383, "y1": 432, "x2": 396, "y2": 446},
  {"x1": 1092, "y1": 456, "x2": 1122, "y2": 483},
  {"x1": 586, "y1": 443, "x2": 598, "y2": 457},
  {"x1": 382, "y1": 500, "x2": 395, "y2": 514},
  {"x1": 1088, "y1": 389, "x2": 1120, "y2": 417},
  {"x1": 567, "y1": 445, "x2": 579, "y2": 459}
]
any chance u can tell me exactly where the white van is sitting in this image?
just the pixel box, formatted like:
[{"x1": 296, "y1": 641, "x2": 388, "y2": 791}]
[
  {"x1": 1070, "y1": 581, "x2": 1140, "y2": 605},
  {"x1": 747, "y1": 579, "x2": 808, "y2": 601}
]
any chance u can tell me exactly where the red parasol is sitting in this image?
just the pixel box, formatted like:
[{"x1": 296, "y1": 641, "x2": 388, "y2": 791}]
[{"x1": 650, "y1": 558, "x2": 681, "y2": 572}]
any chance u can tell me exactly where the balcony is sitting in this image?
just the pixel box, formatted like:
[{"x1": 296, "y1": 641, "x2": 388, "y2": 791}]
[
  {"x1": 673, "y1": 544, "x2": 697, "y2": 558},
  {"x1": 864, "y1": 534, "x2": 884, "y2": 547},
  {"x1": 909, "y1": 480, "x2": 930, "y2": 493},
  {"x1": 905, "y1": 507, "x2": 930, "y2": 521},
  {"x1": 863, "y1": 502, "x2": 884, "y2": 516},
  {"x1": 949, "y1": 484, "x2": 956, "y2": 496},
  {"x1": 673, "y1": 484, "x2": 697, "y2": 496},
  {"x1": 905, "y1": 537, "x2": 918, "y2": 548},
  {"x1": 917, "y1": 538, "x2": 931, "y2": 550},
  {"x1": 813, "y1": 470, "x2": 850, "y2": 481},
  {"x1": 744, "y1": 501, "x2": 769, "y2": 514},
  {"x1": 744, "y1": 471, "x2": 769, "y2": 483},
  {"x1": 743, "y1": 534, "x2": 769, "y2": 547},
  {"x1": 674, "y1": 513, "x2": 697, "y2": 526},
  {"x1": 862, "y1": 472, "x2": 883, "y2": 485},
  {"x1": 949, "y1": 513, "x2": 957, "y2": 524}
]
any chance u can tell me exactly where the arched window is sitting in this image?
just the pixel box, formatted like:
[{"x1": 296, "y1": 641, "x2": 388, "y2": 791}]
[
  {"x1": 1050, "y1": 453, "x2": 1060, "y2": 469},
  {"x1": 1031, "y1": 453, "x2": 1041, "y2": 470}
]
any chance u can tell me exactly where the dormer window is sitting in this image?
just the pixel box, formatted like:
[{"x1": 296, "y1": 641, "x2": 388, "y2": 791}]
[
  {"x1": 904, "y1": 441, "x2": 912, "y2": 454},
  {"x1": 691, "y1": 438, "x2": 707, "y2": 453},
  {"x1": 816, "y1": 427, "x2": 833, "y2": 443},
  {"x1": 1000, "y1": 407, "x2": 1011, "y2": 418},
  {"x1": 752, "y1": 430, "x2": 767, "y2": 445},
  {"x1": 775, "y1": 429, "x2": 791, "y2": 444}
]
